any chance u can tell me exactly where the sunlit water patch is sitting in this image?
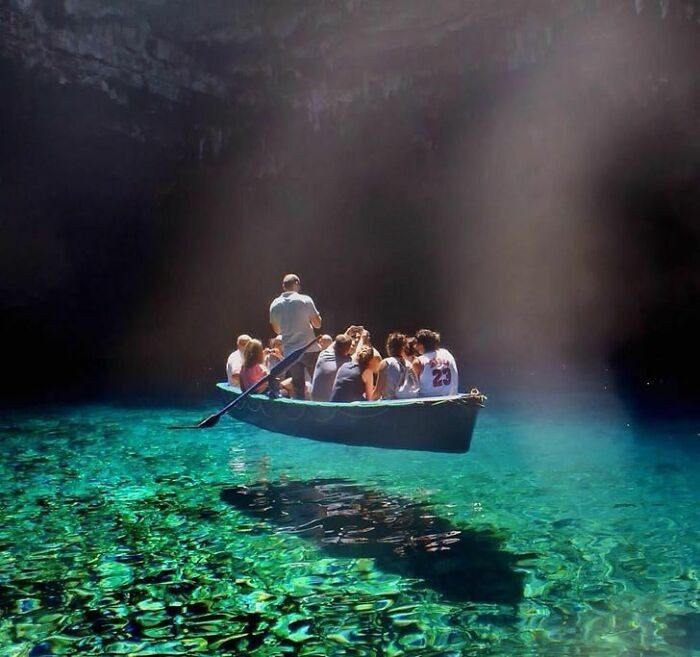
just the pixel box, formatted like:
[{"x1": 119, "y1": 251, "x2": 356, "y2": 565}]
[{"x1": 0, "y1": 399, "x2": 697, "y2": 655}]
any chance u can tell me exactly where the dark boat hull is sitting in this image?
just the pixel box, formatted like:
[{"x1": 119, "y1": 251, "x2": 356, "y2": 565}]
[{"x1": 216, "y1": 384, "x2": 483, "y2": 453}]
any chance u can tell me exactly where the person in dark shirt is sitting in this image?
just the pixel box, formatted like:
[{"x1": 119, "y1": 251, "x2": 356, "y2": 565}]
[{"x1": 330, "y1": 347, "x2": 381, "y2": 402}]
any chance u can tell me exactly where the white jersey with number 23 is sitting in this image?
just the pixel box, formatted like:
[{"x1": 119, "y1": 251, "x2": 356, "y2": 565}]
[{"x1": 417, "y1": 348, "x2": 459, "y2": 397}]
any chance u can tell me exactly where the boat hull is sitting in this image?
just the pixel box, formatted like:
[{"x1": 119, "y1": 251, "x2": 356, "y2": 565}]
[{"x1": 216, "y1": 384, "x2": 482, "y2": 453}]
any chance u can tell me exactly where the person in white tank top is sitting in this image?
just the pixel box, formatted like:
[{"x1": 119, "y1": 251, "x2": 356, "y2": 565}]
[{"x1": 412, "y1": 329, "x2": 459, "y2": 397}]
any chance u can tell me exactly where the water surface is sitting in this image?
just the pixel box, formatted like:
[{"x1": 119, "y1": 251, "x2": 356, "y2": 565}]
[{"x1": 0, "y1": 396, "x2": 698, "y2": 655}]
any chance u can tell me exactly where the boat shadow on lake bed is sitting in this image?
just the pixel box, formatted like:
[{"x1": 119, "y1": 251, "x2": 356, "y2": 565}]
[{"x1": 220, "y1": 478, "x2": 531, "y2": 605}]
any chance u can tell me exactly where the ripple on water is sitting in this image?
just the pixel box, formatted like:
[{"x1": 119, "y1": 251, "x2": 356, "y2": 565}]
[{"x1": 0, "y1": 404, "x2": 697, "y2": 655}]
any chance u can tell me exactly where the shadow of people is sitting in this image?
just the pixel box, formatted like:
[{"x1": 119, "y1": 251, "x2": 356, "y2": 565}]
[{"x1": 221, "y1": 478, "x2": 529, "y2": 605}]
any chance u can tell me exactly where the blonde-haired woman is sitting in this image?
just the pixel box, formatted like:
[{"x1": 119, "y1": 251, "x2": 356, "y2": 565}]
[
  {"x1": 241, "y1": 338, "x2": 294, "y2": 396},
  {"x1": 240, "y1": 339, "x2": 269, "y2": 393}
]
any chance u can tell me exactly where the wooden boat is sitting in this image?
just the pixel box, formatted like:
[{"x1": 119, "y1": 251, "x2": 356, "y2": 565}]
[{"x1": 216, "y1": 383, "x2": 485, "y2": 453}]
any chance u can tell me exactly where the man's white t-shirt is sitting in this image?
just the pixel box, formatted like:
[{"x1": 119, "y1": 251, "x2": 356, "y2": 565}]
[
  {"x1": 226, "y1": 349, "x2": 244, "y2": 384},
  {"x1": 417, "y1": 348, "x2": 459, "y2": 397},
  {"x1": 269, "y1": 291, "x2": 320, "y2": 354}
]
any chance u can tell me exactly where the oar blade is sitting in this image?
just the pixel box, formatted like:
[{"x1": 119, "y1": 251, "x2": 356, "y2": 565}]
[
  {"x1": 169, "y1": 335, "x2": 319, "y2": 430},
  {"x1": 167, "y1": 411, "x2": 222, "y2": 430},
  {"x1": 197, "y1": 412, "x2": 221, "y2": 429}
]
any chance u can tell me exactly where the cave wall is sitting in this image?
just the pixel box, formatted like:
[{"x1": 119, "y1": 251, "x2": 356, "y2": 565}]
[
  {"x1": 1, "y1": 0, "x2": 698, "y2": 407},
  {"x1": 7, "y1": 0, "x2": 695, "y2": 164}
]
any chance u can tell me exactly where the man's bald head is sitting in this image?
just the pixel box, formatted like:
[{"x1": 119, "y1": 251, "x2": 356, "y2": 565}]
[{"x1": 282, "y1": 274, "x2": 301, "y2": 291}]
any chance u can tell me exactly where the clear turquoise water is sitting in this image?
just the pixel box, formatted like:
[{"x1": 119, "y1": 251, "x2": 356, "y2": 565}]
[{"x1": 0, "y1": 395, "x2": 698, "y2": 656}]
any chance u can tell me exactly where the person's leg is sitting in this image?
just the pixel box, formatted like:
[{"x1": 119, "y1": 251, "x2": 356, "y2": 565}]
[
  {"x1": 302, "y1": 352, "x2": 319, "y2": 399},
  {"x1": 267, "y1": 377, "x2": 281, "y2": 399},
  {"x1": 302, "y1": 351, "x2": 319, "y2": 378},
  {"x1": 280, "y1": 377, "x2": 294, "y2": 397},
  {"x1": 288, "y1": 361, "x2": 306, "y2": 399}
]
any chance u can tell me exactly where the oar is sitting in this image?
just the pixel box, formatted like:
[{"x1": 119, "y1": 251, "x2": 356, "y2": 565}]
[{"x1": 170, "y1": 336, "x2": 320, "y2": 429}]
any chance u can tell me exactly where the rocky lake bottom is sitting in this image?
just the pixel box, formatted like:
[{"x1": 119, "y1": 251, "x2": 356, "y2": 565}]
[{"x1": 0, "y1": 395, "x2": 698, "y2": 656}]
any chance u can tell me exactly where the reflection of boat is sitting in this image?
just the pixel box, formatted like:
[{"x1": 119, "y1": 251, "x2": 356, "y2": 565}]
[
  {"x1": 221, "y1": 478, "x2": 525, "y2": 603},
  {"x1": 216, "y1": 383, "x2": 485, "y2": 453}
]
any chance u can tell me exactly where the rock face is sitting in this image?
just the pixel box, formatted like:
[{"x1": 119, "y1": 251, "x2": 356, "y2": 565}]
[
  {"x1": 2, "y1": 0, "x2": 697, "y2": 163},
  {"x1": 0, "y1": 0, "x2": 698, "y2": 407}
]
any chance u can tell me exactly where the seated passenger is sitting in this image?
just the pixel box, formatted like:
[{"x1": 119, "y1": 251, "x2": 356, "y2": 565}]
[
  {"x1": 330, "y1": 346, "x2": 381, "y2": 403},
  {"x1": 240, "y1": 339, "x2": 269, "y2": 393},
  {"x1": 398, "y1": 337, "x2": 421, "y2": 398},
  {"x1": 412, "y1": 329, "x2": 459, "y2": 397},
  {"x1": 376, "y1": 332, "x2": 420, "y2": 400},
  {"x1": 318, "y1": 334, "x2": 333, "y2": 351},
  {"x1": 349, "y1": 327, "x2": 374, "y2": 357},
  {"x1": 405, "y1": 337, "x2": 418, "y2": 364},
  {"x1": 311, "y1": 334, "x2": 352, "y2": 401},
  {"x1": 376, "y1": 332, "x2": 407, "y2": 400},
  {"x1": 226, "y1": 334, "x2": 251, "y2": 387},
  {"x1": 264, "y1": 335, "x2": 284, "y2": 371}
]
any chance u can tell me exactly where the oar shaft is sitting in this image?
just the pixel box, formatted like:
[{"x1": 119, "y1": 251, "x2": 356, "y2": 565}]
[{"x1": 172, "y1": 335, "x2": 320, "y2": 430}]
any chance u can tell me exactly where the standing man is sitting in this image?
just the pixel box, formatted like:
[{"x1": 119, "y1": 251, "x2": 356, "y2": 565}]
[{"x1": 269, "y1": 274, "x2": 322, "y2": 399}]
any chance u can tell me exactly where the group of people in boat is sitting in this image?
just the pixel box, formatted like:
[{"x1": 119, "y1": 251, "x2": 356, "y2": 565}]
[{"x1": 226, "y1": 274, "x2": 459, "y2": 403}]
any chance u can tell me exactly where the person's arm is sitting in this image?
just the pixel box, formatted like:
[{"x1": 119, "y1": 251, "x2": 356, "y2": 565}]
[
  {"x1": 253, "y1": 365, "x2": 270, "y2": 393},
  {"x1": 307, "y1": 300, "x2": 321, "y2": 329},
  {"x1": 347, "y1": 327, "x2": 362, "y2": 355},
  {"x1": 412, "y1": 358, "x2": 423, "y2": 381},
  {"x1": 270, "y1": 302, "x2": 281, "y2": 335},
  {"x1": 362, "y1": 368, "x2": 377, "y2": 401},
  {"x1": 374, "y1": 361, "x2": 388, "y2": 399},
  {"x1": 354, "y1": 329, "x2": 370, "y2": 355},
  {"x1": 227, "y1": 354, "x2": 241, "y2": 387}
]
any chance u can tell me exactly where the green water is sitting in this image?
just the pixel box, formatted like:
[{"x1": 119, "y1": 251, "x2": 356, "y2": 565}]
[{"x1": 0, "y1": 397, "x2": 698, "y2": 656}]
